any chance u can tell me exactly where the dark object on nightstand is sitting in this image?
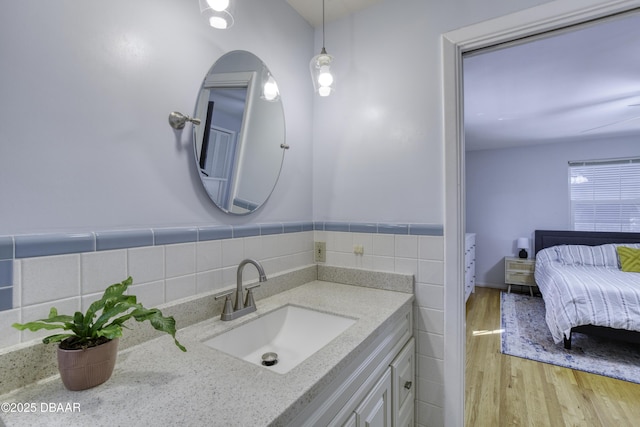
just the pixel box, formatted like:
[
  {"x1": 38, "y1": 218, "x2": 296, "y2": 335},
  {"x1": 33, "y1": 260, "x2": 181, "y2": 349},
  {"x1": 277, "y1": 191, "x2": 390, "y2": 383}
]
[{"x1": 519, "y1": 249, "x2": 528, "y2": 259}]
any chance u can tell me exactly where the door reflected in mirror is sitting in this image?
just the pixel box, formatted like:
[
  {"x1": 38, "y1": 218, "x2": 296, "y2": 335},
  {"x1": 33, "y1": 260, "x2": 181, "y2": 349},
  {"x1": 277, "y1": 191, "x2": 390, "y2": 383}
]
[{"x1": 193, "y1": 51, "x2": 286, "y2": 214}]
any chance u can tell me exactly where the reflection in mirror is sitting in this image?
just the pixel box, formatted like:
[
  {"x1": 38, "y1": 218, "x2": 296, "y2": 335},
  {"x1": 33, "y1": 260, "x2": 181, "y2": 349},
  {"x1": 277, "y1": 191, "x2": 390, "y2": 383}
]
[{"x1": 194, "y1": 51, "x2": 286, "y2": 214}]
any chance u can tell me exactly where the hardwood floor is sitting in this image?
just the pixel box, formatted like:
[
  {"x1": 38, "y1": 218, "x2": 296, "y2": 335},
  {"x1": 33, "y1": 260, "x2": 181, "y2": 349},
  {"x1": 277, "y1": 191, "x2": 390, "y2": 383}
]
[{"x1": 465, "y1": 287, "x2": 640, "y2": 427}]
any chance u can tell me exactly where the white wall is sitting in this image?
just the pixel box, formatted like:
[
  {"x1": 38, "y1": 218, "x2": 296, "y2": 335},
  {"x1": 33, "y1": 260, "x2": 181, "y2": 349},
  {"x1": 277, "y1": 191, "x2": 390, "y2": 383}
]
[
  {"x1": 466, "y1": 135, "x2": 639, "y2": 287},
  {"x1": 310, "y1": 1, "x2": 556, "y2": 426},
  {"x1": 311, "y1": 0, "x2": 552, "y2": 224},
  {"x1": 0, "y1": 0, "x2": 313, "y2": 235}
]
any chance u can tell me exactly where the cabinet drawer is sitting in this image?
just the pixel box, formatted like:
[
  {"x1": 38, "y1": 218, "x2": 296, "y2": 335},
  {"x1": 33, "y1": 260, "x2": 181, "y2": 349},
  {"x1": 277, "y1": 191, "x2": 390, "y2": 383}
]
[
  {"x1": 506, "y1": 259, "x2": 534, "y2": 273},
  {"x1": 505, "y1": 271, "x2": 535, "y2": 285}
]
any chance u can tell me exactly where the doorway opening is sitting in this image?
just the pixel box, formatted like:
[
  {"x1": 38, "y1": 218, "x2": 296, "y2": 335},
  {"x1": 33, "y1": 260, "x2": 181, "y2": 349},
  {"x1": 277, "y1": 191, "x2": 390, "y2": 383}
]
[{"x1": 442, "y1": 2, "x2": 640, "y2": 425}]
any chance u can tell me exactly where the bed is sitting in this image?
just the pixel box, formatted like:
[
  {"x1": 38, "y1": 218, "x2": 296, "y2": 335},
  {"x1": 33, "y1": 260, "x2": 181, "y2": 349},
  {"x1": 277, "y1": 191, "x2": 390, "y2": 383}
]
[{"x1": 534, "y1": 230, "x2": 640, "y2": 349}]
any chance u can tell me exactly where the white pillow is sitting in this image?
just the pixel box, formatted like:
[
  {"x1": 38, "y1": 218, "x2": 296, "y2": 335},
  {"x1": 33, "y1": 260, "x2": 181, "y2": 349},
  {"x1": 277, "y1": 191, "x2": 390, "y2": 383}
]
[{"x1": 556, "y1": 244, "x2": 620, "y2": 268}]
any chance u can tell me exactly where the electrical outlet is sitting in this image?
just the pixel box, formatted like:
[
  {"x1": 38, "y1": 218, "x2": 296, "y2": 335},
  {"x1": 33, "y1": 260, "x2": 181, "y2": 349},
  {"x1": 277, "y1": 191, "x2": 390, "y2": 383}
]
[{"x1": 314, "y1": 241, "x2": 326, "y2": 262}]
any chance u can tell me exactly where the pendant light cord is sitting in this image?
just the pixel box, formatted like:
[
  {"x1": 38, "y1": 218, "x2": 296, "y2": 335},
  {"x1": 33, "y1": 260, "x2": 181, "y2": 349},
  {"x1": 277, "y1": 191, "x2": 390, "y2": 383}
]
[{"x1": 322, "y1": 0, "x2": 326, "y2": 49}]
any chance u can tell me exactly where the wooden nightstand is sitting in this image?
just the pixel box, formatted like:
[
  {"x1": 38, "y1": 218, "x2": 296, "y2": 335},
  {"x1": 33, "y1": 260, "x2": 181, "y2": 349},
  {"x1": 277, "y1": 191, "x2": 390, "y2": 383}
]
[{"x1": 504, "y1": 257, "x2": 536, "y2": 296}]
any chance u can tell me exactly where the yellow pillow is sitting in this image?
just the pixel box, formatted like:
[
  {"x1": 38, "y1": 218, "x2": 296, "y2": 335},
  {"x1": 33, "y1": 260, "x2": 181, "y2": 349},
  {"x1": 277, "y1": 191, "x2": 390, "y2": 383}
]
[{"x1": 617, "y1": 246, "x2": 640, "y2": 273}]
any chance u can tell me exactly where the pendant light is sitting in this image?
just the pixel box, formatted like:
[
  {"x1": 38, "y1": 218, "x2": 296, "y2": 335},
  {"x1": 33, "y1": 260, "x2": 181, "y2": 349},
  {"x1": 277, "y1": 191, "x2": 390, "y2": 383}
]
[
  {"x1": 261, "y1": 66, "x2": 280, "y2": 102},
  {"x1": 199, "y1": 0, "x2": 235, "y2": 29},
  {"x1": 309, "y1": 0, "x2": 335, "y2": 96}
]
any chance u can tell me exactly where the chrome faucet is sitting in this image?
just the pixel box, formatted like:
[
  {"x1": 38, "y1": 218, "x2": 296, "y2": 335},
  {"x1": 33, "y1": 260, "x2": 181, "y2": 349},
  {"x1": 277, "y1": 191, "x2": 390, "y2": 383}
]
[{"x1": 215, "y1": 259, "x2": 267, "y2": 321}]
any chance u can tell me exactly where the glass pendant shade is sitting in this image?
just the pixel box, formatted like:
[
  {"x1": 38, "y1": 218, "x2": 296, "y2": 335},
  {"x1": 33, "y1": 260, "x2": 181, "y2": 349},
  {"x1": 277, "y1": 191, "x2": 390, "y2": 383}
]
[
  {"x1": 199, "y1": 0, "x2": 234, "y2": 29},
  {"x1": 261, "y1": 72, "x2": 280, "y2": 102},
  {"x1": 206, "y1": 0, "x2": 229, "y2": 10},
  {"x1": 310, "y1": 48, "x2": 335, "y2": 97}
]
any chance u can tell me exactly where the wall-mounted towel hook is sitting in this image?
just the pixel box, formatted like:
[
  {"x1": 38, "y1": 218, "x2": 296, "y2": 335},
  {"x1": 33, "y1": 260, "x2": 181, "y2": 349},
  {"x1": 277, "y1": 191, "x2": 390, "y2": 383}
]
[{"x1": 168, "y1": 111, "x2": 201, "y2": 130}]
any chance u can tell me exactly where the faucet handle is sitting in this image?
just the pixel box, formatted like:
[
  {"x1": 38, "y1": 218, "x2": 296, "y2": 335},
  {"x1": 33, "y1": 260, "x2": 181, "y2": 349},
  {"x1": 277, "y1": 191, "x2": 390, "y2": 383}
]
[
  {"x1": 244, "y1": 284, "x2": 260, "y2": 308},
  {"x1": 215, "y1": 291, "x2": 234, "y2": 317}
]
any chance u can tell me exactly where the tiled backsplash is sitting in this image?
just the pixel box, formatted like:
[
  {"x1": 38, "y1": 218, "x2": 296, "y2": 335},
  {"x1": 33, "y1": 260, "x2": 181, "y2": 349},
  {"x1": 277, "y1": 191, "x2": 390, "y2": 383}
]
[
  {"x1": 0, "y1": 223, "x2": 313, "y2": 349},
  {"x1": 311, "y1": 227, "x2": 446, "y2": 426},
  {"x1": 0, "y1": 221, "x2": 443, "y2": 349},
  {"x1": 0, "y1": 221, "x2": 445, "y2": 424}
]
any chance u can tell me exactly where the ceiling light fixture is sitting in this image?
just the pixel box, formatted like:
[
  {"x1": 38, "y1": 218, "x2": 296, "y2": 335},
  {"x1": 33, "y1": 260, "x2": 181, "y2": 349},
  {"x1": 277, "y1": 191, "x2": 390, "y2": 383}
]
[
  {"x1": 199, "y1": 0, "x2": 235, "y2": 30},
  {"x1": 309, "y1": 0, "x2": 334, "y2": 97}
]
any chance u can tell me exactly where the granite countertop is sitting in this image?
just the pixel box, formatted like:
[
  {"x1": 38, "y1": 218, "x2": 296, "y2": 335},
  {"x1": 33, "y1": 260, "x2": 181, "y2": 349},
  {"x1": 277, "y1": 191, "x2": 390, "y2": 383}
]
[{"x1": 0, "y1": 280, "x2": 413, "y2": 427}]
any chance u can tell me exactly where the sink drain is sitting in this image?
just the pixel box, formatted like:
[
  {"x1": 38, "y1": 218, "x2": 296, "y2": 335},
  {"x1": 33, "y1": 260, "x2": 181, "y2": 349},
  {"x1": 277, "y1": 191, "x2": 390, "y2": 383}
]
[{"x1": 261, "y1": 352, "x2": 278, "y2": 367}]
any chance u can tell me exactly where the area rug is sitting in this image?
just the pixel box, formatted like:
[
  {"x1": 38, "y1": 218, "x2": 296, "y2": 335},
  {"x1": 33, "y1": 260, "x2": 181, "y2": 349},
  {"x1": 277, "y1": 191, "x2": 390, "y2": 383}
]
[{"x1": 500, "y1": 292, "x2": 640, "y2": 384}]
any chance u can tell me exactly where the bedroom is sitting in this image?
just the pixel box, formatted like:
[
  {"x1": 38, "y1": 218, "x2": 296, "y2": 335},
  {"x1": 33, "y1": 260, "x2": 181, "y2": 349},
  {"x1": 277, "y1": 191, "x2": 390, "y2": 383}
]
[
  {"x1": 465, "y1": 11, "x2": 640, "y2": 290},
  {"x1": 463, "y1": 8, "x2": 640, "y2": 426}
]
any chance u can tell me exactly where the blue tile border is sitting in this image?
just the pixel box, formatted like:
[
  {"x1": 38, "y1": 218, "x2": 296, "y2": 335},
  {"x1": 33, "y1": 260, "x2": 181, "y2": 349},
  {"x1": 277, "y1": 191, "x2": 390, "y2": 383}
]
[
  {"x1": 260, "y1": 224, "x2": 283, "y2": 236},
  {"x1": 284, "y1": 222, "x2": 303, "y2": 233},
  {"x1": 409, "y1": 224, "x2": 444, "y2": 236},
  {"x1": 350, "y1": 223, "x2": 378, "y2": 233},
  {"x1": 199, "y1": 226, "x2": 233, "y2": 241},
  {"x1": 324, "y1": 222, "x2": 350, "y2": 232},
  {"x1": 154, "y1": 227, "x2": 198, "y2": 245},
  {"x1": 378, "y1": 224, "x2": 409, "y2": 235},
  {"x1": 313, "y1": 222, "x2": 444, "y2": 236},
  {"x1": 233, "y1": 224, "x2": 261, "y2": 238},
  {"x1": 96, "y1": 229, "x2": 154, "y2": 251},
  {"x1": 0, "y1": 237, "x2": 13, "y2": 260},
  {"x1": 0, "y1": 260, "x2": 12, "y2": 287},
  {"x1": 0, "y1": 287, "x2": 12, "y2": 311},
  {"x1": 0, "y1": 220, "x2": 442, "y2": 312},
  {"x1": 1, "y1": 221, "x2": 442, "y2": 261},
  {"x1": 14, "y1": 233, "x2": 95, "y2": 258}
]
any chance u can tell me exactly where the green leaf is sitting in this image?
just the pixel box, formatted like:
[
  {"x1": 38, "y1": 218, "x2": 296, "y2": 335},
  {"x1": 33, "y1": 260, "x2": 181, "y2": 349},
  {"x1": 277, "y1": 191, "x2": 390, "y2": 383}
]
[
  {"x1": 73, "y1": 311, "x2": 87, "y2": 338},
  {"x1": 89, "y1": 301, "x2": 140, "y2": 336},
  {"x1": 12, "y1": 321, "x2": 70, "y2": 332},
  {"x1": 132, "y1": 308, "x2": 186, "y2": 352},
  {"x1": 12, "y1": 307, "x2": 75, "y2": 333},
  {"x1": 85, "y1": 277, "x2": 133, "y2": 322},
  {"x1": 15, "y1": 276, "x2": 186, "y2": 352},
  {"x1": 95, "y1": 324, "x2": 124, "y2": 340},
  {"x1": 42, "y1": 334, "x2": 75, "y2": 344}
]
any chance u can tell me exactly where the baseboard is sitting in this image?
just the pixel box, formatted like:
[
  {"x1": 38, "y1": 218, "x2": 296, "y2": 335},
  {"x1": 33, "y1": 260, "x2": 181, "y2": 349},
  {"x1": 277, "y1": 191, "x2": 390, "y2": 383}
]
[{"x1": 475, "y1": 283, "x2": 508, "y2": 291}]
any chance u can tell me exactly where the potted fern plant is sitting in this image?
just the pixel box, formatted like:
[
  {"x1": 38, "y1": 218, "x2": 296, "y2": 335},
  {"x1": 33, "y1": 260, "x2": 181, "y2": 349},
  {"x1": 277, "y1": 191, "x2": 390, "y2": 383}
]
[{"x1": 13, "y1": 276, "x2": 186, "y2": 391}]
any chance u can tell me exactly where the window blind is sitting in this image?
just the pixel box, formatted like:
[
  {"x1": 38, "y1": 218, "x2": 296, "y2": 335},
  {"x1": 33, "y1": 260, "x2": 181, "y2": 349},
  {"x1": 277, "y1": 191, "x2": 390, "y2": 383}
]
[{"x1": 569, "y1": 158, "x2": 640, "y2": 232}]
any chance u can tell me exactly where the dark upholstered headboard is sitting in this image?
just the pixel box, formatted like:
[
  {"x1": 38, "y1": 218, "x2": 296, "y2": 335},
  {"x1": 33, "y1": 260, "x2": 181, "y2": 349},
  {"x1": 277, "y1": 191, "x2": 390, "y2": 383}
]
[{"x1": 534, "y1": 230, "x2": 640, "y2": 255}]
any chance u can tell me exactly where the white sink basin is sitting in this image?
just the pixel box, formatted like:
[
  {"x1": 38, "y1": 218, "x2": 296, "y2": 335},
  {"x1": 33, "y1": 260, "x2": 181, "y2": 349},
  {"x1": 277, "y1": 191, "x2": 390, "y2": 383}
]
[{"x1": 202, "y1": 304, "x2": 357, "y2": 374}]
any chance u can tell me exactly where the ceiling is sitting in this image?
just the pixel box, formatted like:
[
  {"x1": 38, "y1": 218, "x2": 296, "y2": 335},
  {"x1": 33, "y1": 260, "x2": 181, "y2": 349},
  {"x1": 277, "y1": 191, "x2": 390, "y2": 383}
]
[
  {"x1": 286, "y1": 2, "x2": 640, "y2": 152},
  {"x1": 286, "y1": 0, "x2": 382, "y2": 28},
  {"x1": 464, "y1": 11, "x2": 640, "y2": 151}
]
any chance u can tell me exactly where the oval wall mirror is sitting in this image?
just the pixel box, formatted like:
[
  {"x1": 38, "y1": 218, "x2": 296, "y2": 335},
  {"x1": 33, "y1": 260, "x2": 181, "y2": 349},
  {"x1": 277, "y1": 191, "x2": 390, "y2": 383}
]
[{"x1": 193, "y1": 50, "x2": 286, "y2": 215}]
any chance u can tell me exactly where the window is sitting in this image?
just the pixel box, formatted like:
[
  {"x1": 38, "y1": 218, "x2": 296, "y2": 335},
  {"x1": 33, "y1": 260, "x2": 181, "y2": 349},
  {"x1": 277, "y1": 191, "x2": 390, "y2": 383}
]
[{"x1": 569, "y1": 158, "x2": 640, "y2": 232}]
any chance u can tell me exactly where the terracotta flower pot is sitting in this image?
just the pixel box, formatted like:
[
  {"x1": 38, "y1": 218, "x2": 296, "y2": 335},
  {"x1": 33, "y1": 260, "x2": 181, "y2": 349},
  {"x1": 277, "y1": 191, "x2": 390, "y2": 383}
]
[{"x1": 56, "y1": 338, "x2": 119, "y2": 391}]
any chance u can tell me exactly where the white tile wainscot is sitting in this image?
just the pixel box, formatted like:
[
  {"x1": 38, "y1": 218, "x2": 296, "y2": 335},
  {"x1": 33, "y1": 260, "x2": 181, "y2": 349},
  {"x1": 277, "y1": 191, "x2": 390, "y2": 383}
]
[
  {"x1": 0, "y1": 230, "x2": 316, "y2": 351},
  {"x1": 0, "y1": 223, "x2": 443, "y2": 426},
  {"x1": 314, "y1": 230, "x2": 444, "y2": 426}
]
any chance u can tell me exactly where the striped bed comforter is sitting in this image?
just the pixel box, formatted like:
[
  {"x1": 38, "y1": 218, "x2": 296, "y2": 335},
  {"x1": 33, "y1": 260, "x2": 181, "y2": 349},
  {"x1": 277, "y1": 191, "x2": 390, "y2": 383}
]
[{"x1": 534, "y1": 244, "x2": 640, "y2": 344}]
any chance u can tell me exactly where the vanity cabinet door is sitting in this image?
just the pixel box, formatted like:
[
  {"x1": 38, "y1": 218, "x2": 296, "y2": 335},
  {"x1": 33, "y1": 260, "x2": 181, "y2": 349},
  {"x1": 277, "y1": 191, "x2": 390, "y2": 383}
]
[
  {"x1": 391, "y1": 337, "x2": 415, "y2": 427},
  {"x1": 354, "y1": 367, "x2": 392, "y2": 427},
  {"x1": 341, "y1": 413, "x2": 357, "y2": 427}
]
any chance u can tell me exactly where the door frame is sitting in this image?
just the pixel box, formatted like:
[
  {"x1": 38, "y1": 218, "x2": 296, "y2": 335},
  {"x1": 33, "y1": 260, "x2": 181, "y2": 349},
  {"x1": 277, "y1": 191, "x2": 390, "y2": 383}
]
[{"x1": 441, "y1": 1, "x2": 640, "y2": 425}]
